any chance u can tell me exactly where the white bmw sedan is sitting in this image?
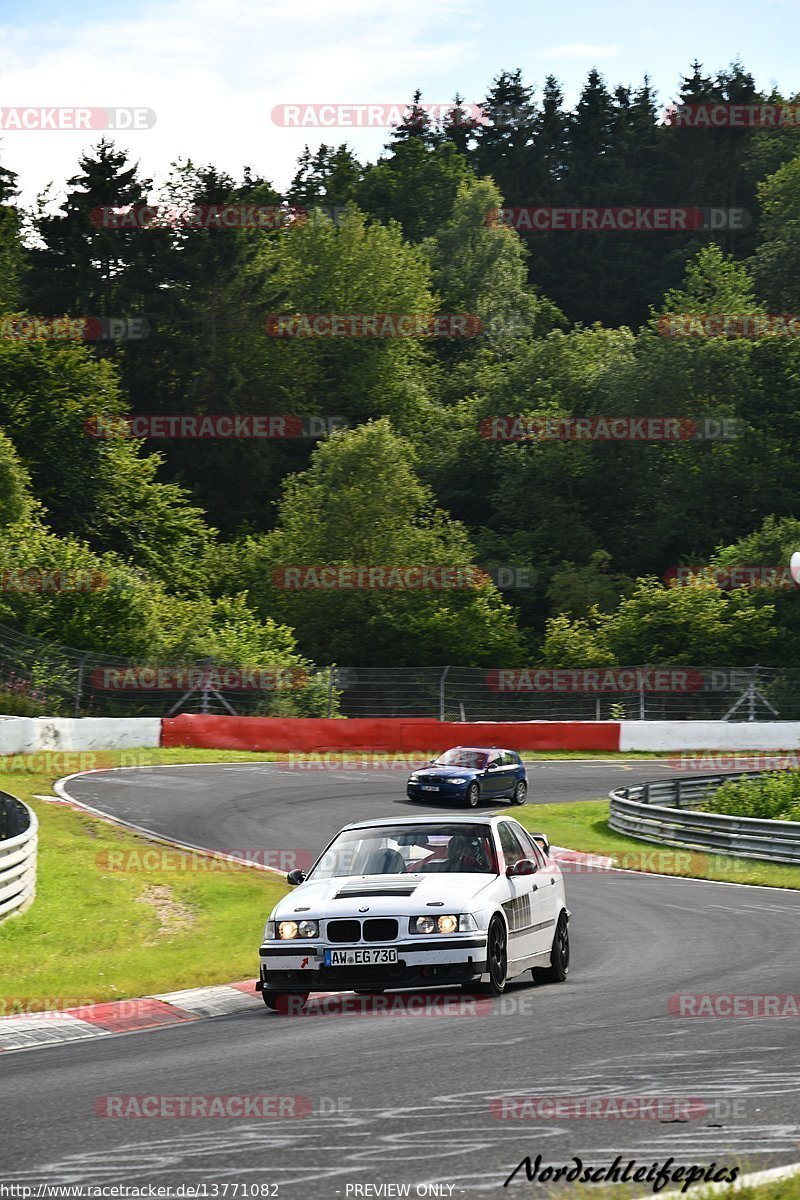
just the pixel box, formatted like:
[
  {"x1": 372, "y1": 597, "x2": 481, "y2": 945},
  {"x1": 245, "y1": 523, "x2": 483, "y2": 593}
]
[{"x1": 257, "y1": 814, "x2": 569, "y2": 1010}]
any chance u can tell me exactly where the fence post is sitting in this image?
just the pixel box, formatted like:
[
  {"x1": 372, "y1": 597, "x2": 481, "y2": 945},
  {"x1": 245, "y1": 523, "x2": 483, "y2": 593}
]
[
  {"x1": 327, "y1": 668, "x2": 335, "y2": 719},
  {"x1": 639, "y1": 665, "x2": 647, "y2": 721},
  {"x1": 439, "y1": 666, "x2": 451, "y2": 722},
  {"x1": 73, "y1": 651, "x2": 89, "y2": 718}
]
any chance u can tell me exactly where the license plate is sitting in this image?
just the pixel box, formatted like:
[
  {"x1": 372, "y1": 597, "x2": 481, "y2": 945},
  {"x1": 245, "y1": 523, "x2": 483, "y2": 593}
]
[
  {"x1": 421, "y1": 785, "x2": 439, "y2": 791},
  {"x1": 324, "y1": 947, "x2": 398, "y2": 966}
]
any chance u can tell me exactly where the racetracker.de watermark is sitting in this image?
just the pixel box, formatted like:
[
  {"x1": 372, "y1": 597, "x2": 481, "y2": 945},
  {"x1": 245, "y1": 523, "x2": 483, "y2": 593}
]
[
  {"x1": 0, "y1": 568, "x2": 109, "y2": 592},
  {"x1": 90, "y1": 204, "x2": 303, "y2": 229},
  {"x1": 0, "y1": 317, "x2": 150, "y2": 342},
  {"x1": 0, "y1": 750, "x2": 120, "y2": 775},
  {"x1": 96, "y1": 847, "x2": 314, "y2": 873},
  {"x1": 0, "y1": 107, "x2": 156, "y2": 131},
  {"x1": 490, "y1": 1095, "x2": 745, "y2": 1119},
  {"x1": 263, "y1": 993, "x2": 541, "y2": 1017},
  {"x1": 668, "y1": 994, "x2": 800, "y2": 1017},
  {"x1": 669, "y1": 752, "x2": 800, "y2": 772},
  {"x1": 665, "y1": 102, "x2": 800, "y2": 128},
  {"x1": 271, "y1": 102, "x2": 486, "y2": 127},
  {"x1": 90, "y1": 667, "x2": 308, "y2": 691},
  {"x1": 0, "y1": 750, "x2": 149, "y2": 776},
  {"x1": 480, "y1": 416, "x2": 743, "y2": 441},
  {"x1": 658, "y1": 313, "x2": 800, "y2": 337},
  {"x1": 485, "y1": 668, "x2": 748, "y2": 693},
  {"x1": 272, "y1": 565, "x2": 491, "y2": 590},
  {"x1": 665, "y1": 566, "x2": 796, "y2": 589},
  {"x1": 84, "y1": 414, "x2": 346, "y2": 439},
  {"x1": 265, "y1": 314, "x2": 482, "y2": 338},
  {"x1": 487, "y1": 206, "x2": 750, "y2": 232},
  {"x1": 94, "y1": 1094, "x2": 317, "y2": 1118}
]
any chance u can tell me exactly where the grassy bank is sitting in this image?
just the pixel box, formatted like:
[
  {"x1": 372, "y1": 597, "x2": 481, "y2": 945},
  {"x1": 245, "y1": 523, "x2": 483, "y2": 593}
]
[{"x1": 0, "y1": 759, "x2": 289, "y2": 1008}]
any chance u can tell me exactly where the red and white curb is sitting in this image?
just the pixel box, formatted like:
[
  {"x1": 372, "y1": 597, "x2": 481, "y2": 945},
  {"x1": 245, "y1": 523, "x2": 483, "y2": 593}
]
[{"x1": 0, "y1": 980, "x2": 258, "y2": 1053}]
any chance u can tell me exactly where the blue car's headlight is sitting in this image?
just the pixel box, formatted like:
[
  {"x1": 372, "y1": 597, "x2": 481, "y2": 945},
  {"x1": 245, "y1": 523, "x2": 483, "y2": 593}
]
[{"x1": 446, "y1": 777, "x2": 467, "y2": 785}]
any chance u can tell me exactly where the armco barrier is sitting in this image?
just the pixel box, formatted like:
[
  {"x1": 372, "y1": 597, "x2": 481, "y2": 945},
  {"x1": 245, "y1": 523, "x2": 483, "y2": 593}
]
[
  {"x1": 161, "y1": 715, "x2": 622, "y2": 753},
  {"x1": 0, "y1": 791, "x2": 37, "y2": 920},
  {"x1": 609, "y1": 772, "x2": 800, "y2": 865}
]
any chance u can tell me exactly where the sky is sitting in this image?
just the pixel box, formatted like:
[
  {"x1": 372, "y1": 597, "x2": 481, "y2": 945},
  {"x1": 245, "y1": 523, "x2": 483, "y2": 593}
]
[{"x1": 0, "y1": 0, "x2": 797, "y2": 206}]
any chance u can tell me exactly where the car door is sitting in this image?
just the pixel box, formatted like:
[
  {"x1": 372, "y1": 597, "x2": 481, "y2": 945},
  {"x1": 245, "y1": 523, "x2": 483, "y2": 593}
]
[
  {"x1": 497, "y1": 820, "x2": 550, "y2": 966},
  {"x1": 482, "y1": 751, "x2": 504, "y2": 798},
  {"x1": 494, "y1": 751, "x2": 519, "y2": 800},
  {"x1": 512, "y1": 822, "x2": 559, "y2": 950}
]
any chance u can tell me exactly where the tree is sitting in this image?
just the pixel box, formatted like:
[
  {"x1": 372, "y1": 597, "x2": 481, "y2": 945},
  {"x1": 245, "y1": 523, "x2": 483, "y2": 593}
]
[
  {"x1": 751, "y1": 153, "x2": 800, "y2": 308},
  {"x1": 0, "y1": 331, "x2": 216, "y2": 590},
  {"x1": 421, "y1": 177, "x2": 565, "y2": 375},
  {"x1": 0, "y1": 428, "x2": 32, "y2": 529},
  {"x1": 26, "y1": 139, "x2": 163, "y2": 323},
  {"x1": 473, "y1": 70, "x2": 538, "y2": 203},
  {"x1": 355, "y1": 138, "x2": 474, "y2": 242},
  {"x1": 229, "y1": 420, "x2": 525, "y2": 666},
  {"x1": 388, "y1": 90, "x2": 440, "y2": 148},
  {"x1": 540, "y1": 576, "x2": 776, "y2": 666},
  {"x1": 0, "y1": 154, "x2": 24, "y2": 312},
  {"x1": 287, "y1": 144, "x2": 362, "y2": 207},
  {"x1": 442, "y1": 94, "x2": 483, "y2": 157}
]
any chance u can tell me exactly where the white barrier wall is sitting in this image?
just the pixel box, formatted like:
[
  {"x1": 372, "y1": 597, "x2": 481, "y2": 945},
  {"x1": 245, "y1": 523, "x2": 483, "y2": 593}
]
[
  {"x1": 620, "y1": 721, "x2": 800, "y2": 752},
  {"x1": 0, "y1": 716, "x2": 161, "y2": 756},
  {"x1": 0, "y1": 718, "x2": 38, "y2": 755}
]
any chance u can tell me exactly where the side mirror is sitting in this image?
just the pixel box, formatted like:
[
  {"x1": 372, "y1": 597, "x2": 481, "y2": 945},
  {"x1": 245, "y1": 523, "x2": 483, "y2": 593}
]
[
  {"x1": 506, "y1": 858, "x2": 537, "y2": 878},
  {"x1": 287, "y1": 869, "x2": 306, "y2": 885}
]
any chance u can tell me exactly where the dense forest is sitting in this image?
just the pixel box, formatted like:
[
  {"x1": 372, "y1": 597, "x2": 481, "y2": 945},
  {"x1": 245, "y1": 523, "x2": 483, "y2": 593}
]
[{"x1": 3, "y1": 59, "x2": 800, "y2": 707}]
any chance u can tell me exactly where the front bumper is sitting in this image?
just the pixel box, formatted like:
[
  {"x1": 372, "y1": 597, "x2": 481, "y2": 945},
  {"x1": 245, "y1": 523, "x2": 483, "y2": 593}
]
[
  {"x1": 406, "y1": 780, "x2": 469, "y2": 800},
  {"x1": 259, "y1": 936, "x2": 487, "y2": 993}
]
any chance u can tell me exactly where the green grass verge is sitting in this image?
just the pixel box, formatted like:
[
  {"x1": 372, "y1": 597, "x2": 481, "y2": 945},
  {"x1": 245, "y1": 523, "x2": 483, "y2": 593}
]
[
  {"x1": 553, "y1": 1174, "x2": 800, "y2": 1199},
  {"x1": 1, "y1": 745, "x2": 798, "y2": 1010},
  {"x1": 0, "y1": 761, "x2": 290, "y2": 1009}
]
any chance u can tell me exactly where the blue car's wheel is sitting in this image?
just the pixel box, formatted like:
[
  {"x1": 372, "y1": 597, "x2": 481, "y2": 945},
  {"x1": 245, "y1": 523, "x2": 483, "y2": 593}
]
[
  {"x1": 465, "y1": 782, "x2": 480, "y2": 808},
  {"x1": 511, "y1": 780, "x2": 527, "y2": 805}
]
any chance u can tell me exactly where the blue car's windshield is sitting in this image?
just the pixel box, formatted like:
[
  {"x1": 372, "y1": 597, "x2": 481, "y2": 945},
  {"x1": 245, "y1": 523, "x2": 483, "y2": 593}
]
[{"x1": 434, "y1": 749, "x2": 490, "y2": 769}]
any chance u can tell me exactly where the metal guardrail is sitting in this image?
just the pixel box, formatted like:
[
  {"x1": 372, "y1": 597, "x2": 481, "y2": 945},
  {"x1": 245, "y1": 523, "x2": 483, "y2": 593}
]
[
  {"x1": 0, "y1": 791, "x2": 37, "y2": 920},
  {"x1": 609, "y1": 772, "x2": 800, "y2": 865}
]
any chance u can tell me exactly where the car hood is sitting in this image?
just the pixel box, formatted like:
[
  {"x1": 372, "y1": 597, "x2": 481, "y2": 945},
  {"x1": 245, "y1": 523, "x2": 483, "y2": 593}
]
[{"x1": 271, "y1": 872, "x2": 496, "y2": 920}]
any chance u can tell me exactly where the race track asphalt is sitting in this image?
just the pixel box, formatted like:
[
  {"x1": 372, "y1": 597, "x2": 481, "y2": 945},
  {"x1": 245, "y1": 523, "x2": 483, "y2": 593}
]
[{"x1": 2, "y1": 759, "x2": 799, "y2": 1195}]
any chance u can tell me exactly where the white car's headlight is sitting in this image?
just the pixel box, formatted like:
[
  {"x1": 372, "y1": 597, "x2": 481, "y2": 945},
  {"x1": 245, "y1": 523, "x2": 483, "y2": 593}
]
[
  {"x1": 411, "y1": 914, "x2": 475, "y2": 934},
  {"x1": 276, "y1": 919, "x2": 319, "y2": 939}
]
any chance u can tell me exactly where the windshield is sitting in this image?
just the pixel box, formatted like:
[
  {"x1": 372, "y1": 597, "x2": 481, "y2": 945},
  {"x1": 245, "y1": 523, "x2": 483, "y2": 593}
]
[
  {"x1": 433, "y1": 749, "x2": 490, "y2": 769},
  {"x1": 309, "y1": 824, "x2": 499, "y2": 879}
]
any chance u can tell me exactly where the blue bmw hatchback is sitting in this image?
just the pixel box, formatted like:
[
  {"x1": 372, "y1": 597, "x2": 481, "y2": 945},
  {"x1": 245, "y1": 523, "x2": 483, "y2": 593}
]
[{"x1": 406, "y1": 746, "x2": 528, "y2": 808}]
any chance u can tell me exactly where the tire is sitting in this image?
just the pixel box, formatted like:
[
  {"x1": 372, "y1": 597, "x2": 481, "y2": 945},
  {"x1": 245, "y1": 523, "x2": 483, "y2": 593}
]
[
  {"x1": 533, "y1": 912, "x2": 569, "y2": 984},
  {"x1": 511, "y1": 780, "x2": 527, "y2": 805},
  {"x1": 465, "y1": 783, "x2": 480, "y2": 808},
  {"x1": 262, "y1": 992, "x2": 308, "y2": 1013},
  {"x1": 485, "y1": 915, "x2": 508, "y2": 995}
]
